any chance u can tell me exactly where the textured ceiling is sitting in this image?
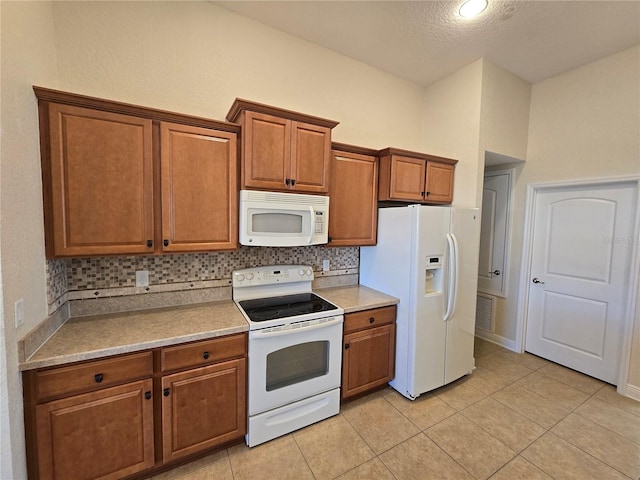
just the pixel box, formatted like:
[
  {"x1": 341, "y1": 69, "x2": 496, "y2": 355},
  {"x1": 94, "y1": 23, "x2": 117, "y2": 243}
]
[{"x1": 215, "y1": 1, "x2": 640, "y2": 86}]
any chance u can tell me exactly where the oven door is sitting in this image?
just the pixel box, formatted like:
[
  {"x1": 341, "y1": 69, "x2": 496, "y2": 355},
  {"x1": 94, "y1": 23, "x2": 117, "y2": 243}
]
[{"x1": 248, "y1": 316, "x2": 343, "y2": 416}]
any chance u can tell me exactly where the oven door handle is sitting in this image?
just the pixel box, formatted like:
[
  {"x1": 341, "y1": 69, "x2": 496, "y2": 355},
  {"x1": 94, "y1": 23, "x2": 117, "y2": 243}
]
[{"x1": 250, "y1": 317, "x2": 343, "y2": 339}]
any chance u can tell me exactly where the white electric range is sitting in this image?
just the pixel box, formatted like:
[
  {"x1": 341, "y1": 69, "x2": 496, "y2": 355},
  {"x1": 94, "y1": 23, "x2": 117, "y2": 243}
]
[{"x1": 233, "y1": 265, "x2": 344, "y2": 447}]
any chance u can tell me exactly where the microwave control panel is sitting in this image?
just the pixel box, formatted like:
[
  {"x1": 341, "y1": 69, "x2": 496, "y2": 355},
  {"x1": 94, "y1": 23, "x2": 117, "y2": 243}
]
[{"x1": 314, "y1": 211, "x2": 325, "y2": 233}]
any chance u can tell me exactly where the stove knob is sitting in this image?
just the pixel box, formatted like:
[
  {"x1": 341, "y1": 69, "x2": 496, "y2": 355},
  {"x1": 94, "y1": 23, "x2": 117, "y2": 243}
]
[
  {"x1": 298, "y1": 269, "x2": 305, "y2": 276},
  {"x1": 306, "y1": 268, "x2": 313, "y2": 276},
  {"x1": 236, "y1": 273, "x2": 245, "y2": 282},
  {"x1": 246, "y1": 273, "x2": 254, "y2": 281}
]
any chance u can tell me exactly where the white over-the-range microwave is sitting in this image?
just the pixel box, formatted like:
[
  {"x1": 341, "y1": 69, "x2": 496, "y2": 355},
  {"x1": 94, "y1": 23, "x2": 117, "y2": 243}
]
[{"x1": 239, "y1": 190, "x2": 329, "y2": 247}]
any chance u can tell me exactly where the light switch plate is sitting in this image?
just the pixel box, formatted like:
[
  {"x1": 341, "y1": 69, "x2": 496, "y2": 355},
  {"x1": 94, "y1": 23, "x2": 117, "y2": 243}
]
[
  {"x1": 15, "y1": 299, "x2": 24, "y2": 328},
  {"x1": 136, "y1": 270, "x2": 149, "y2": 287},
  {"x1": 322, "y1": 259, "x2": 330, "y2": 271}
]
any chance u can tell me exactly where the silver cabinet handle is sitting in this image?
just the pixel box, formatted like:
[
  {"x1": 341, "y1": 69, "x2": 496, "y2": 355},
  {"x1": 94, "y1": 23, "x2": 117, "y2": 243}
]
[{"x1": 532, "y1": 277, "x2": 545, "y2": 285}]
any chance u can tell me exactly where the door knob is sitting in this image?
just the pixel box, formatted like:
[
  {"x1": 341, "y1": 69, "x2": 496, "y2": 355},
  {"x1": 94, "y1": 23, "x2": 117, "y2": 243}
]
[
  {"x1": 491, "y1": 270, "x2": 501, "y2": 276},
  {"x1": 532, "y1": 277, "x2": 545, "y2": 285}
]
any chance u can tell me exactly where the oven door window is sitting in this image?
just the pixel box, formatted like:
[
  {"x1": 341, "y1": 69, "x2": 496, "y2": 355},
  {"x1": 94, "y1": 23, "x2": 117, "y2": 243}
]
[{"x1": 266, "y1": 341, "x2": 329, "y2": 391}]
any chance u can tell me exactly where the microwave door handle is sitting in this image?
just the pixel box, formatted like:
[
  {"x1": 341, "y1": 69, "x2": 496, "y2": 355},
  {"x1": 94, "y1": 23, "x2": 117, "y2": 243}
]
[{"x1": 307, "y1": 206, "x2": 315, "y2": 244}]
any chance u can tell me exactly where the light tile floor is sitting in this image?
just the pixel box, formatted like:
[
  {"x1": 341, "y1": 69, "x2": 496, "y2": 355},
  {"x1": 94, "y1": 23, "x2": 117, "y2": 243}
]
[{"x1": 151, "y1": 338, "x2": 640, "y2": 480}]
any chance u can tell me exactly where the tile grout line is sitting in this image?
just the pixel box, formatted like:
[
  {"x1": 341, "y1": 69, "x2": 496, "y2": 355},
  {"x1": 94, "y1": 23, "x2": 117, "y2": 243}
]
[
  {"x1": 288, "y1": 433, "x2": 318, "y2": 479},
  {"x1": 552, "y1": 387, "x2": 640, "y2": 478}
]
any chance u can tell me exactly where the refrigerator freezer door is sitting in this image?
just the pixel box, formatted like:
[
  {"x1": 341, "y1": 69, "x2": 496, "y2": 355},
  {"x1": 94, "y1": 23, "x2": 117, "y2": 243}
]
[
  {"x1": 360, "y1": 206, "x2": 415, "y2": 397},
  {"x1": 409, "y1": 206, "x2": 449, "y2": 395},
  {"x1": 444, "y1": 208, "x2": 480, "y2": 384}
]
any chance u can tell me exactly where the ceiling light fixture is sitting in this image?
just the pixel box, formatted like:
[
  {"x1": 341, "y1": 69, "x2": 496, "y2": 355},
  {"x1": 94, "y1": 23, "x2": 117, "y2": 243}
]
[{"x1": 459, "y1": 0, "x2": 488, "y2": 18}]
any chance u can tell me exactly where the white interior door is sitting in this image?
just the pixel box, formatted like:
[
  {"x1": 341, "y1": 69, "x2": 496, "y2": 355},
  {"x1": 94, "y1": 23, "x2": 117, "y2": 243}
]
[
  {"x1": 525, "y1": 183, "x2": 637, "y2": 384},
  {"x1": 478, "y1": 172, "x2": 510, "y2": 296}
]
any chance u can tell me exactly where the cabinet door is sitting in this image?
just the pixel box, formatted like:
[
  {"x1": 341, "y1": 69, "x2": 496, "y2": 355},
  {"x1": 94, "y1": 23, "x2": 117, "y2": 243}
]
[
  {"x1": 425, "y1": 161, "x2": 454, "y2": 204},
  {"x1": 35, "y1": 379, "x2": 154, "y2": 480},
  {"x1": 291, "y1": 121, "x2": 331, "y2": 193},
  {"x1": 48, "y1": 103, "x2": 154, "y2": 256},
  {"x1": 160, "y1": 122, "x2": 238, "y2": 251},
  {"x1": 161, "y1": 358, "x2": 246, "y2": 463},
  {"x1": 342, "y1": 324, "x2": 395, "y2": 400},
  {"x1": 242, "y1": 111, "x2": 291, "y2": 190},
  {"x1": 389, "y1": 155, "x2": 426, "y2": 201},
  {"x1": 328, "y1": 151, "x2": 378, "y2": 246}
]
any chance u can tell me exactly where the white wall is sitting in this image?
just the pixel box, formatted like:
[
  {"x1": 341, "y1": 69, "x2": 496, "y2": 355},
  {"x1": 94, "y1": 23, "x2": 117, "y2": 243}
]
[
  {"x1": 1, "y1": 1, "x2": 59, "y2": 477},
  {"x1": 422, "y1": 60, "x2": 484, "y2": 208},
  {"x1": 422, "y1": 58, "x2": 530, "y2": 209},
  {"x1": 52, "y1": 1, "x2": 425, "y2": 151},
  {"x1": 479, "y1": 60, "x2": 531, "y2": 161},
  {"x1": 494, "y1": 45, "x2": 640, "y2": 387},
  {"x1": 0, "y1": 265, "x2": 10, "y2": 480},
  {"x1": 478, "y1": 61, "x2": 531, "y2": 341}
]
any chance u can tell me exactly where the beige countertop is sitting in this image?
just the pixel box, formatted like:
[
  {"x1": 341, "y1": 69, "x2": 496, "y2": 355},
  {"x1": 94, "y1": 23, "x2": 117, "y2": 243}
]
[
  {"x1": 21, "y1": 285, "x2": 398, "y2": 371},
  {"x1": 317, "y1": 284, "x2": 399, "y2": 313},
  {"x1": 20, "y1": 300, "x2": 248, "y2": 371}
]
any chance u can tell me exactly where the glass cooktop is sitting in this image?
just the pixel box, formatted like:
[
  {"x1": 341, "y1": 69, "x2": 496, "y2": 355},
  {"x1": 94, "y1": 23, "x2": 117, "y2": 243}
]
[{"x1": 238, "y1": 293, "x2": 339, "y2": 322}]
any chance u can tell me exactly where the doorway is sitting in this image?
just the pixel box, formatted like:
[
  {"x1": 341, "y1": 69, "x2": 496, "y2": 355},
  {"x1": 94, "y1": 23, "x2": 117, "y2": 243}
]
[
  {"x1": 478, "y1": 169, "x2": 513, "y2": 298},
  {"x1": 519, "y1": 177, "x2": 639, "y2": 386}
]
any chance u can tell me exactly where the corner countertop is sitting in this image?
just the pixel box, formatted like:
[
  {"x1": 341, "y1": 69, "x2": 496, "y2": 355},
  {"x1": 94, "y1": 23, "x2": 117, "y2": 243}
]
[
  {"x1": 20, "y1": 284, "x2": 399, "y2": 372},
  {"x1": 20, "y1": 300, "x2": 248, "y2": 371},
  {"x1": 317, "y1": 284, "x2": 399, "y2": 313}
]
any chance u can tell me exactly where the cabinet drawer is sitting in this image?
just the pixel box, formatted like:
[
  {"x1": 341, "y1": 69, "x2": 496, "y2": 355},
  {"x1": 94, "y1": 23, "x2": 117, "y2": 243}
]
[
  {"x1": 34, "y1": 351, "x2": 153, "y2": 402},
  {"x1": 344, "y1": 305, "x2": 396, "y2": 334},
  {"x1": 161, "y1": 334, "x2": 246, "y2": 373}
]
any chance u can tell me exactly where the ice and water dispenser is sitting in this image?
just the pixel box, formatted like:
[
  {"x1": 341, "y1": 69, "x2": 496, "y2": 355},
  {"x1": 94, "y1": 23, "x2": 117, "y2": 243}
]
[{"x1": 425, "y1": 256, "x2": 443, "y2": 295}]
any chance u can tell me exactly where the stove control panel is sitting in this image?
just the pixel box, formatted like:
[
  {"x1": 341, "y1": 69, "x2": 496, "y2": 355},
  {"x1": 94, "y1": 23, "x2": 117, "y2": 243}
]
[{"x1": 232, "y1": 265, "x2": 314, "y2": 288}]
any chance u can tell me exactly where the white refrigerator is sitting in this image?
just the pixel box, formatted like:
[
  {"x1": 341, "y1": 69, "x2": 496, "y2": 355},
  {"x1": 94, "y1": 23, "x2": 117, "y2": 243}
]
[{"x1": 360, "y1": 205, "x2": 480, "y2": 399}]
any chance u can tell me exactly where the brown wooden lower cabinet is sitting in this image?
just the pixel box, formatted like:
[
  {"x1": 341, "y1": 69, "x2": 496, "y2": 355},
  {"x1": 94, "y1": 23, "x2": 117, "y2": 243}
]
[
  {"x1": 161, "y1": 358, "x2": 246, "y2": 463},
  {"x1": 341, "y1": 306, "x2": 396, "y2": 401},
  {"x1": 34, "y1": 379, "x2": 154, "y2": 480},
  {"x1": 23, "y1": 333, "x2": 247, "y2": 480}
]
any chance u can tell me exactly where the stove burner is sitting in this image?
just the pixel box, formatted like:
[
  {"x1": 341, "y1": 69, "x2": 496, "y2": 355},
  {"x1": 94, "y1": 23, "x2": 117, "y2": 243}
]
[{"x1": 238, "y1": 293, "x2": 338, "y2": 323}]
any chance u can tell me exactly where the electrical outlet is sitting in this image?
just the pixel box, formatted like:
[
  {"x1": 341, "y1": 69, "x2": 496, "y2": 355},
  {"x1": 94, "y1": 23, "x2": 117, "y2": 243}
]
[
  {"x1": 15, "y1": 299, "x2": 24, "y2": 328},
  {"x1": 136, "y1": 270, "x2": 149, "y2": 288},
  {"x1": 322, "y1": 259, "x2": 330, "y2": 272}
]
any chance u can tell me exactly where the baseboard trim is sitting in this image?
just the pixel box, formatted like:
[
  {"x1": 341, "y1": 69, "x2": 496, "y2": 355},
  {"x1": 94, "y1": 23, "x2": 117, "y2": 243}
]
[
  {"x1": 620, "y1": 383, "x2": 640, "y2": 402},
  {"x1": 475, "y1": 330, "x2": 518, "y2": 352}
]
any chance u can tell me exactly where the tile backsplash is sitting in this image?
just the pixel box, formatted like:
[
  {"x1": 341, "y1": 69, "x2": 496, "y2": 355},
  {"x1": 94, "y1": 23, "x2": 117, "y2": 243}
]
[{"x1": 46, "y1": 246, "x2": 359, "y2": 315}]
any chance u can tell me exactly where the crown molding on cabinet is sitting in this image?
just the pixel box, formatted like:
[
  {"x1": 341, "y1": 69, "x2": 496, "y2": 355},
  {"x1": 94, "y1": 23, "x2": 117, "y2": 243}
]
[
  {"x1": 226, "y1": 98, "x2": 339, "y2": 129},
  {"x1": 33, "y1": 86, "x2": 240, "y2": 134},
  {"x1": 377, "y1": 147, "x2": 458, "y2": 165}
]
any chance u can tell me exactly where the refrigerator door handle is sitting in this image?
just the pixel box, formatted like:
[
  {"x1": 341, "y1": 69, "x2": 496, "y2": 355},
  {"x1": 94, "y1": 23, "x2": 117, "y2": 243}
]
[{"x1": 444, "y1": 233, "x2": 459, "y2": 321}]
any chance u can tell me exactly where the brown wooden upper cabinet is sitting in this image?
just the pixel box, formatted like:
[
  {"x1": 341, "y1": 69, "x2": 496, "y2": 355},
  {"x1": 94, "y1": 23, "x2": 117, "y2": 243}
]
[
  {"x1": 328, "y1": 143, "x2": 379, "y2": 247},
  {"x1": 35, "y1": 87, "x2": 239, "y2": 257},
  {"x1": 160, "y1": 122, "x2": 237, "y2": 252},
  {"x1": 226, "y1": 99, "x2": 338, "y2": 194},
  {"x1": 378, "y1": 148, "x2": 457, "y2": 204}
]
